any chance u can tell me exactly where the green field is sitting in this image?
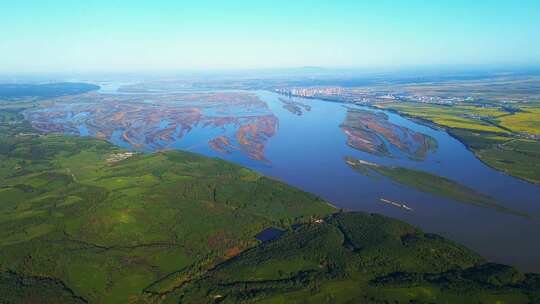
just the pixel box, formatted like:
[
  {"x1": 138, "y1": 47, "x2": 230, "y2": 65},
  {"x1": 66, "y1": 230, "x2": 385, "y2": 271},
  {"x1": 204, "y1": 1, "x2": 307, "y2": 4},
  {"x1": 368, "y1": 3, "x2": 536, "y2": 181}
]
[
  {"x1": 375, "y1": 102, "x2": 540, "y2": 184},
  {"x1": 449, "y1": 129, "x2": 540, "y2": 185},
  {"x1": 1, "y1": 108, "x2": 539, "y2": 303}
]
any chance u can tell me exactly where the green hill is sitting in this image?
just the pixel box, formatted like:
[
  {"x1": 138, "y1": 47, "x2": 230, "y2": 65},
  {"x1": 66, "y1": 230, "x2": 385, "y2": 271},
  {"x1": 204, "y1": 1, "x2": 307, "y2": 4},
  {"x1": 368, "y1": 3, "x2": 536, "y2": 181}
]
[
  {"x1": 0, "y1": 82, "x2": 100, "y2": 100},
  {"x1": 0, "y1": 109, "x2": 334, "y2": 303},
  {"x1": 176, "y1": 212, "x2": 540, "y2": 304},
  {"x1": 0, "y1": 108, "x2": 538, "y2": 303}
]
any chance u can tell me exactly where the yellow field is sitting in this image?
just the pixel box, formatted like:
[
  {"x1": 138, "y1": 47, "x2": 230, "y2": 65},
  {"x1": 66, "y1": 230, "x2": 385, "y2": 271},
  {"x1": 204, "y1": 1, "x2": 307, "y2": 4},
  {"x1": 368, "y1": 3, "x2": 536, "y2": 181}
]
[
  {"x1": 375, "y1": 103, "x2": 509, "y2": 133},
  {"x1": 375, "y1": 102, "x2": 540, "y2": 183},
  {"x1": 496, "y1": 107, "x2": 540, "y2": 135},
  {"x1": 377, "y1": 102, "x2": 540, "y2": 136}
]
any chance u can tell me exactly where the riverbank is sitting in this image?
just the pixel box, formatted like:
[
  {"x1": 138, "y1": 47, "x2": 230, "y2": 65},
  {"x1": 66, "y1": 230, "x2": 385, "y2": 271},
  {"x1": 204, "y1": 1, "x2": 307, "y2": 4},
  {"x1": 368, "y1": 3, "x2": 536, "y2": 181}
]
[{"x1": 276, "y1": 91, "x2": 540, "y2": 185}]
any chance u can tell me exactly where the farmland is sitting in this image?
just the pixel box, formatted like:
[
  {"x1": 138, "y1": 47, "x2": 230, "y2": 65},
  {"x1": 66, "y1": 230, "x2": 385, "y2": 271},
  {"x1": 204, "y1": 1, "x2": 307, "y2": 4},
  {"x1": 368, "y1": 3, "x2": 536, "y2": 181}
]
[{"x1": 374, "y1": 101, "x2": 540, "y2": 184}]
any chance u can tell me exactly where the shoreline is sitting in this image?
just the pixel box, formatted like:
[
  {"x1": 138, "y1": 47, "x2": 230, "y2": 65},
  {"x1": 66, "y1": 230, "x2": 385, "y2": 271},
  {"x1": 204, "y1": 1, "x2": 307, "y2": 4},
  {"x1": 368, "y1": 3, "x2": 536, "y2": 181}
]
[{"x1": 273, "y1": 90, "x2": 539, "y2": 186}]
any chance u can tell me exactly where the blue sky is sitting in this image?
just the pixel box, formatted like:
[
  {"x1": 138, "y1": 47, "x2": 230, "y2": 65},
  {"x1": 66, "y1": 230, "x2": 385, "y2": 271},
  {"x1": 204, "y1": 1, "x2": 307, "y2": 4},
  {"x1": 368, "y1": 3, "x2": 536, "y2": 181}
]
[{"x1": 1, "y1": 0, "x2": 539, "y2": 72}]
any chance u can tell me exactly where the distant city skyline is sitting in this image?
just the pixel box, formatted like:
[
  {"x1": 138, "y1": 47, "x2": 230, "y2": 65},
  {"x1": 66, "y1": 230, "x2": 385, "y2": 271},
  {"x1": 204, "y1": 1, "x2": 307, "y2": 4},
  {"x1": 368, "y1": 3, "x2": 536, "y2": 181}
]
[{"x1": 1, "y1": 0, "x2": 540, "y2": 73}]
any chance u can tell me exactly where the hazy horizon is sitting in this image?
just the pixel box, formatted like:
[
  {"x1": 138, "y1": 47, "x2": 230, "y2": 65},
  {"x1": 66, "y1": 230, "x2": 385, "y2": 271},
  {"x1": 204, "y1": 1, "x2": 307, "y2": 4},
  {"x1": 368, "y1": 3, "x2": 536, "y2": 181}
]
[{"x1": 2, "y1": 0, "x2": 540, "y2": 73}]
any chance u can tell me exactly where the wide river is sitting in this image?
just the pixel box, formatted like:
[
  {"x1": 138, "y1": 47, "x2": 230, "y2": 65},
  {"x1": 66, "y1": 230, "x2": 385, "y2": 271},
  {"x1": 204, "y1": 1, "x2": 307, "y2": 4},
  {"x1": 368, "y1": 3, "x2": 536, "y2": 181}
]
[{"x1": 27, "y1": 88, "x2": 540, "y2": 272}]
